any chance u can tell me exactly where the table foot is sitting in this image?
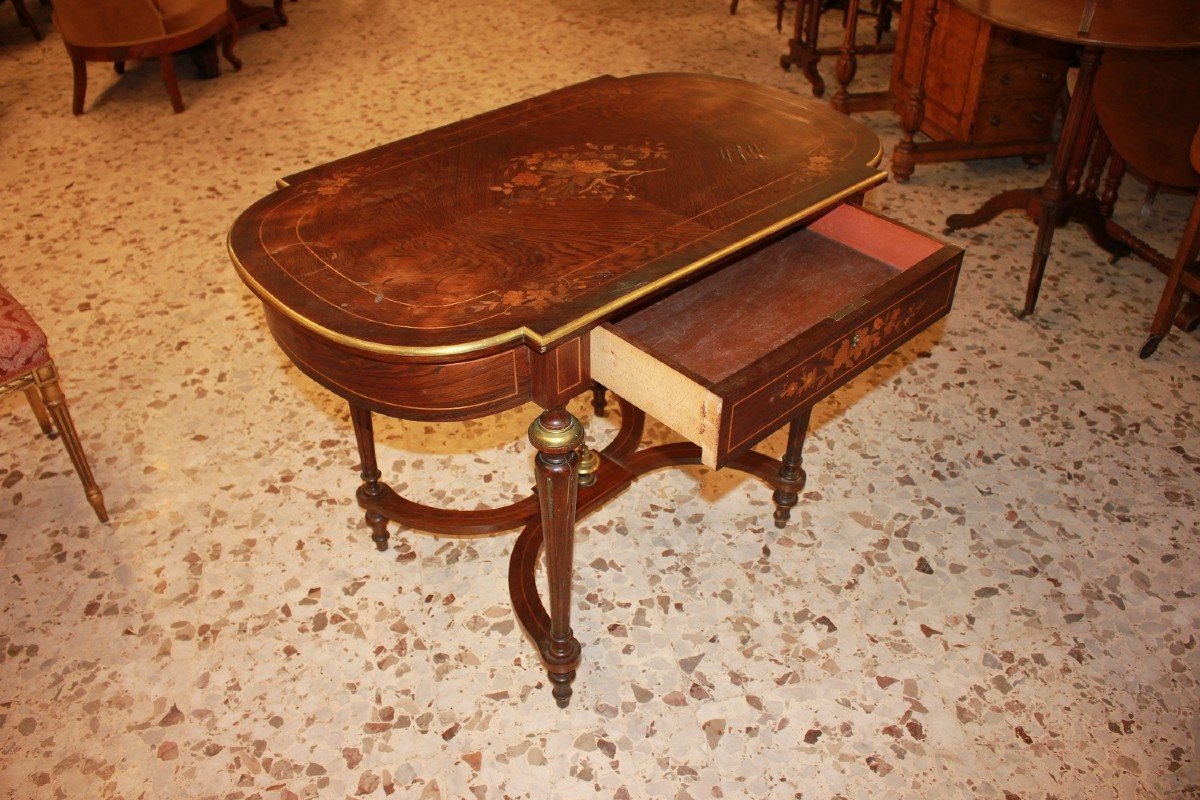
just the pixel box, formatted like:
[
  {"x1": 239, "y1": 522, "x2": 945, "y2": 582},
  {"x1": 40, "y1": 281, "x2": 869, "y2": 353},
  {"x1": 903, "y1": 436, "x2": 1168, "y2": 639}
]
[
  {"x1": 772, "y1": 410, "x2": 811, "y2": 529},
  {"x1": 590, "y1": 381, "x2": 606, "y2": 417},
  {"x1": 944, "y1": 188, "x2": 1037, "y2": 234},
  {"x1": 528, "y1": 407, "x2": 585, "y2": 709},
  {"x1": 1139, "y1": 335, "x2": 1162, "y2": 359},
  {"x1": 366, "y1": 510, "x2": 390, "y2": 551}
]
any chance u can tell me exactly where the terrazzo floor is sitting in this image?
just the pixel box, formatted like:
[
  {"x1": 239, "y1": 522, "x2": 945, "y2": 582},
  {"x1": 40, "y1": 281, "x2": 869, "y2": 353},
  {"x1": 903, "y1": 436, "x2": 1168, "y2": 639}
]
[{"x1": 1, "y1": 1, "x2": 1198, "y2": 798}]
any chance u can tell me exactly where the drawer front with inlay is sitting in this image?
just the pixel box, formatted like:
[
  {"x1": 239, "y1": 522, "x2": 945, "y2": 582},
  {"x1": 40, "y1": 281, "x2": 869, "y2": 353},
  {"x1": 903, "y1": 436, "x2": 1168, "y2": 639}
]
[
  {"x1": 721, "y1": 264, "x2": 959, "y2": 458},
  {"x1": 591, "y1": 204, "x2": 963, "y2": 469}
]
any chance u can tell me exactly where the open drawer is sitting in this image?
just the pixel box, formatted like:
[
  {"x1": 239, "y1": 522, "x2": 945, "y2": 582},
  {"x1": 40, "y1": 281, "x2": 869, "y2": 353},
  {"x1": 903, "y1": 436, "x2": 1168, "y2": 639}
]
[{"x1": 590, "y1": 204, "x2": 964, "y2": 469}]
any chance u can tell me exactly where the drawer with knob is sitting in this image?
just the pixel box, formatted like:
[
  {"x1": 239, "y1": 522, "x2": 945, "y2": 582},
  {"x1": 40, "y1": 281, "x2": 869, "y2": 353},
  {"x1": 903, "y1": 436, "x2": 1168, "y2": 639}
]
[
  {"x1": 979, "y1": 58, "x2": 1067, "y2": 101},
  {"x1": 590, "y1": 205, "x2": 963, "y2": 469},
  {"x1": 972, "y1": 97, "x2": 1059, "y2": 143}
]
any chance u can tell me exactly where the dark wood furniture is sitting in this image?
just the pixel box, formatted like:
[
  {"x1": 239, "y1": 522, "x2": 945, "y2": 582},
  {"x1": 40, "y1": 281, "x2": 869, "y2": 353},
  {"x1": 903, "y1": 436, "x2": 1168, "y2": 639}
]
[
  {"x1": 52, "y1": 0, "x2": 241, "y2": 115},
  {"x1": 229, "y1": 74, "x2": 963, "y2": 706},
  {"x1": 888, "y1": 0, "x2": 1072, "y2": 182},
  {"x1": 781, "y1": 0, "x2": 897, "y2": 106},
  {"x1": 1140, "y1": 128, "x2": 1200, "y2": 357},
  {"x1": 1088, "y1": 50, "x2": 1200, "y2": 357},
  {"x1": 3, "y1": 0, "x2": 42, "y2": 40},
  {"x1": 0, "y1": 283, "x2": 107, "y2": 523},
  {"x1": 940, "y1": 0, "x2": 1200, "y2": 320},
  {"x1": 231, "y1": 0, "x2": 286, "y2": 30}
]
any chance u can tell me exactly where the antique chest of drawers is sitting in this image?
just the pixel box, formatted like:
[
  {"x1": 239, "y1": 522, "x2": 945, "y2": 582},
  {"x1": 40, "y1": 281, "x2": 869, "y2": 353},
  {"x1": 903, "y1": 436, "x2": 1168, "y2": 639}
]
[{"x1": 889, "y1": 0, "x2": 1073, "y2": 180}]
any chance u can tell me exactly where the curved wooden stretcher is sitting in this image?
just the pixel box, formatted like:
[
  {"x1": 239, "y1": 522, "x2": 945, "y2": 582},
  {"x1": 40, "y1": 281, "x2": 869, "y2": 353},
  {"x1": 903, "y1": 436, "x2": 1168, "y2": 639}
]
[{"x1": 229, "y1": 73, "x2": 962, "y2": 706}]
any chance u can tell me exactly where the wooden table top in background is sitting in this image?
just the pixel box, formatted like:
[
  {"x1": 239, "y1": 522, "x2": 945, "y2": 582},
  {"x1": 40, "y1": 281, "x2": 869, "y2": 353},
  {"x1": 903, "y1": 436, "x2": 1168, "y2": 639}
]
[
  {"x1": 228, "y1": 73, "x2": 885, "y2": 358},
  {"x1": 950, "y1": 0, "x2": 1200, "y2": 50}
]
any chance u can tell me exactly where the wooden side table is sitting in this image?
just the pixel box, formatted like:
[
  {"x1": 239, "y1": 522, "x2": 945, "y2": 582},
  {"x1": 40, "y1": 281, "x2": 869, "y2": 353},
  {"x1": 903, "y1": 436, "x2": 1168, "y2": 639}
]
[
  {"x1": 940, "y1": 0, "x2": 1200, "y2": 319},
  {"x1": 229, "y1": 74, "x2": 964, "y2": 706}
]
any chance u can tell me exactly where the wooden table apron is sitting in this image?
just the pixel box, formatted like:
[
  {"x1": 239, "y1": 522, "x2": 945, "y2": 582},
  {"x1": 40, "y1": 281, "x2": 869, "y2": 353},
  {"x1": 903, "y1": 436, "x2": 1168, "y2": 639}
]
[{"x1": 228, "y1": 73, "x2": 888, "y2": 707}]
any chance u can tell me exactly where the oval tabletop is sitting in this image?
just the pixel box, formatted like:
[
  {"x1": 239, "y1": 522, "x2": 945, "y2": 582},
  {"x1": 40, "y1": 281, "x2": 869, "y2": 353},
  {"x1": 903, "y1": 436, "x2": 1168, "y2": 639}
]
[
  {"x1": 950, "y1": 0, "x2": 1200, "y2": 50},
  {"x1": 229, "y1": 73, "x2": 885, "y2": 358}
]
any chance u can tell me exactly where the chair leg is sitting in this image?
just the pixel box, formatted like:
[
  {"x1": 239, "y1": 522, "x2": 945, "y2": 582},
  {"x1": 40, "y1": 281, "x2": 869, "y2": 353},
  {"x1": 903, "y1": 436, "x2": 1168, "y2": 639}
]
[
  {"x1": 158, "y1": 54, "x2": 185, "y2": 113},
  {"x1": 24, "y1": 385, "x2": 55, "y2": 437},
  {"x1": 32, "y1": 363, "x2": 108, "y2": 523},
  {"x1": 222, "y1": 12, "x2": 243, "y2": 71},
  {"x1": 1141, "y1": 191, "x2": 1200, "y2": 358},
  {"x1": 114, "y1": 61, "x2": 125, "y2": 75},
  {"x1": 70, "y1": 55, "x2": 87, "y2": 116},
  {"x1": 273, "y1": 0, "x2": 287, "y2": 25},
  {"x1": 10, "y1": 0, "x2": 42, "y2": 40}
]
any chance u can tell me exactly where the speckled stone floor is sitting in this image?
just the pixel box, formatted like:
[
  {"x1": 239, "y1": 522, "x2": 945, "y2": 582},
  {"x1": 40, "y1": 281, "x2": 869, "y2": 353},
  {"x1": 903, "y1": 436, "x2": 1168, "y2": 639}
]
[{"x1": 1, "y1": 2, "x2": 1198, "y2": 798}]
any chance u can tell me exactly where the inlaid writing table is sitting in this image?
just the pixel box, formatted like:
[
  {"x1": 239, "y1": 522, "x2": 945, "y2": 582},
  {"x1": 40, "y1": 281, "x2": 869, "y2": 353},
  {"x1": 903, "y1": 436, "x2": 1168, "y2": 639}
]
[{"x1": 229, "y1": 74, "x2": 964, "y2": 707}]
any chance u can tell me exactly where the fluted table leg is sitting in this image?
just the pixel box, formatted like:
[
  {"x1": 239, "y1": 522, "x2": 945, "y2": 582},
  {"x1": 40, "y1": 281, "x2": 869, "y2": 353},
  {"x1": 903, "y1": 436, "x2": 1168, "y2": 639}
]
[{"x1": 528, "y1": 406, "x2": 584, "y2": 708}]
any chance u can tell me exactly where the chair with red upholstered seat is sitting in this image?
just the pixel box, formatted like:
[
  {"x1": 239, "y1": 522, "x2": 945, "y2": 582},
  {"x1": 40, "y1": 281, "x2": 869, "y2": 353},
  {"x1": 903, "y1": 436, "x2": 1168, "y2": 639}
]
[
  {"x1": 0, "y1": 283, "x2": 107, "y2": 522},
  {"x1": 53, "y1": 0, "x2": 241, "y2": 114}
]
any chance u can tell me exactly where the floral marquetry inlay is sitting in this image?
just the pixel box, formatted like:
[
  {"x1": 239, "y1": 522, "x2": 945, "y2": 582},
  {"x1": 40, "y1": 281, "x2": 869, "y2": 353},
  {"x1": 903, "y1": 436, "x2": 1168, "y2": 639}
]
[{"x1": 490, "y1": 142, "x2": 669, "y2": 205}]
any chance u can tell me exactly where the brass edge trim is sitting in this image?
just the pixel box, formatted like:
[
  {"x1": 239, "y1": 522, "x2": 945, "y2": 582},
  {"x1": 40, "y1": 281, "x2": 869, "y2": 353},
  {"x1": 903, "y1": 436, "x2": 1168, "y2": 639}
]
[
  {"x1": 227, "y1": 169, "x2": 887, "y2": 359},
  {"x1": 528, "y1": 170, "x2": 887, "y2": 349},
  {"x1": 228, "y1": 229, "x2": 540, "y2": 358}
]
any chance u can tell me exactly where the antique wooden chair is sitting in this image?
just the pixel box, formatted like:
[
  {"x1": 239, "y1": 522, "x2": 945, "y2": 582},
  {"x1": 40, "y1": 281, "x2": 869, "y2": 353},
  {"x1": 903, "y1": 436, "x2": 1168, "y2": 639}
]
[
  {"x1": 0, "y1": 283, "x2": 107, "y2": 522},
  {"x1": 52, "y1": 0, "x2": 241, "y2": 114},
  {"x1": 2, "y1": 0, "x2": 42, "y2": 40},
  {"x1": 1091, "y1": 49, "x2": 1200, "y2": 358},
  {"x1": 1137, "y1": 128, "x2": 1200, "y2": 358}
]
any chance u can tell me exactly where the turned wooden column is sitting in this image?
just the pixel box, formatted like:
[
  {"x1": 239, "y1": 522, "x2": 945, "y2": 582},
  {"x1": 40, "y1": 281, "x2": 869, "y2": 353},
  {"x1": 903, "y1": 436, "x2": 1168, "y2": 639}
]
[
  {"x1": 528, "y1": 406, "x2": 585, "y2": 708},
  {"x1": 831, "y1": 0, "x2": 862, "y2": 114},
  {"x1": 350, "y1": 403, "x2": 391, "y2": 551},
  {"x1": 772, "y1": 409, "x2": 811, "y2": 528},
  {"x1": 1021, "y1": 45, "x2": 1103, "y2": 318},
  {"x1": 891, "y1": 0, "x2": 938, "y2": 183}
]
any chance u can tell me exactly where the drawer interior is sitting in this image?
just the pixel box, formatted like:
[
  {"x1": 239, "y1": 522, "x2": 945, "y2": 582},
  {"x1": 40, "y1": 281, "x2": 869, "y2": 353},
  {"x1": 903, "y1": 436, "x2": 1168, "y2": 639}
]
[
  {"x1": 591, "y1": 203, "x2": 959, "y2": 469},
  {"x1": 609, "y1": 204, "x2": 946, "y2": 384}
]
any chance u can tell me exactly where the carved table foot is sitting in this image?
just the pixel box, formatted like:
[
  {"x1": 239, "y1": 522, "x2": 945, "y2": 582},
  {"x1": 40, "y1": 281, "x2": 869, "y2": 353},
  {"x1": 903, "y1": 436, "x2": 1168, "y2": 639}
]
[
  {"x1": 772, "y1": 409, "x2": 811, "y2": 528},
  {"x1": 944, "y1": 187, "x2": 1037, "y2": 235}
]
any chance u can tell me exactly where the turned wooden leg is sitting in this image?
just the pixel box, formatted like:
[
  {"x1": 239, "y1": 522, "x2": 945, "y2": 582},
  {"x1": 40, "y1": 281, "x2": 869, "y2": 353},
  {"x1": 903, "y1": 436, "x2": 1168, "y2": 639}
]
[
  {"x1": 70, "y1": 54, "x2": 87, "y2": 116},
  {"x1": 158, "y1": 54, "x2": 185, "y2": 113},
  {"x1": 590, "y1": 381, "x2": 606, "y2": 417},
  {"x1": 223, "y1": 13, "x2": 243, "y2": 70},
  {"x1": 1098, "y1": 150, "x2": 1126, "y2": 219},
  {"x1": 1020, "y1": 46, "x2": 1102, "y2": 319},
  {"x1": 772, "y1": 409, "x2": 811, "y2": 529},
  {"x1": 33, "y1": 364, "x2": 107, "y2": 523},
  {"x1": 830, "y1": 0, "x2": 861, "y2": 114},
  {"x1": 800, "y1": 0, "x2": 826, "y2": 98},
  {"x1": 350, "y1": 403, "x2": 390, "y2": 551},
  {"x1": 528, "y1": 406, "x2": 584, "y2": 708},
  {"x1": 891, "y1": 0, "x2": 938, "y2": 183},
  {"x1": 24, "y1": 385, "x2": 55, "y2": 437},
  {"x1": 1080, "y1": 128, "x2": 1111, "y2": 201}
]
